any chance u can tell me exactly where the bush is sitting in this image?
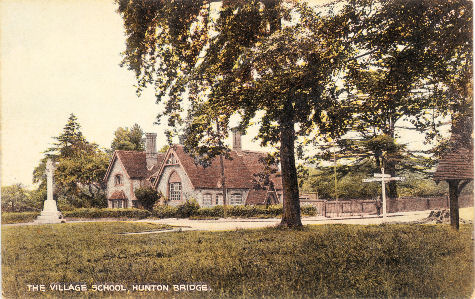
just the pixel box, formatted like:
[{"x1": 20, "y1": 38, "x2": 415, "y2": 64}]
[
  {"x1": 176, "y1": 199, "x2": 200, "y2": 218},
  {"x1": 1, "y1": 212, "x2": 40, "y2": 224},
  {"x1": 152, "y1": 205, "x2": 179, "y2": 218},
  {"x1": 134, "y1": 186, "x2": 159, "y2": 211},
  {"x1": 63, "y1": 208, "x2": 151, "y2": 219},
  {"x1": 197, "y1": 206, "x2": 225, "y2": 218},
  {"x1": 301, "y1": 205, "x2": 317, "y2": 216}
]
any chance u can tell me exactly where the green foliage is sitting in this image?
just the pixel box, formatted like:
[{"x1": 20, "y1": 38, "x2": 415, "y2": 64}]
[
  {"x1": 298, "y1": 164, "x2": 453, "y2": 200},
  {"x1": 2, "y1": 223, "x2": 473, "y2": 298},
  {"x1": 1, "y1": 212, "x2": 40, "y2": 224},
  {"x1": 33, "y1": 114, "x2": 109, "y2": 208},
  {"x1": 1, "y1": 184, "x2": 40, "y2": 212},
  {"x1": 62, "y1": 208, "x2": 151, "y2": 219},
  {"x1": 110, "y1": 123, "x2": 144, "y2": 151},
  {"x1": 176, "y1": 199, "x2": 200, "y2": 218},
  {"x1": 152, "y1": 205, "x2": 179, "y2": 219},
  {"x1": 134, "y1": 186, "x2": 159, "y2": 211}
]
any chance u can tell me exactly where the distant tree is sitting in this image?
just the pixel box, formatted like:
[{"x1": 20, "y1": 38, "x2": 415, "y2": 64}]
[
  {"x1": 1, "y1": 184, "x2": 38, "y2": 212},
  {"x1": 111, "y1": 123, "x2": 144, "y2": 151},
  {"x1": 33, "y1": 114, "x2": 109, "y2": 208},
  {"x1": 134, "y1": 186, "x2": 159, "y2": 211}
]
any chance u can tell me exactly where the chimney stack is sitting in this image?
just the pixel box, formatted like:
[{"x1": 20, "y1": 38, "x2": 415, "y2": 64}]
[
  {"x1": 145, "y1": 133, "x2": 157, "y2": 169},
  {"x1": 231, "y1": 128, "x2": 242, "y2": 151}
]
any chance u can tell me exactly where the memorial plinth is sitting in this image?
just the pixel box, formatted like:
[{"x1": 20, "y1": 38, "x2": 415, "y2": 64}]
[{"x1": 35, "y1": 159, "x2": 64, "y2": 224}]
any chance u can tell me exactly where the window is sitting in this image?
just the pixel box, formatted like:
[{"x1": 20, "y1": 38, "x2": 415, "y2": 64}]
[
  {"x1": 132, "y1": 200, "x2": 139, "y2": 208},
  {"x1": 203, "y1": 194, "x2": 212, "y2": 206},
  {"x1": 114, "y1": 174, "x2": 122, "y2": 186},
  {"x1": 166, "y1": 154, "x2": 178, "y2": 165},
  {"x1": 111, "y1": 199, "x2": 126, "y2": 208},
  {"x1": 230, "y1": 193, "x2": 243, "y2": 205},
  {"x1": 169, "y1": 182, "x2": 182, "y2": 201},
  {"x1": 216, "y1": 194, "x2": 223, "y2": 205}
]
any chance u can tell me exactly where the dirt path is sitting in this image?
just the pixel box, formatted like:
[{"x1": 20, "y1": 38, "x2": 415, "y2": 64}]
[
  {"x1": 133, "y1": 210, "x2": 432, "y2": 232},
  {"x1": 4, "y1": 209, "x2": 473, "y2": 231}
]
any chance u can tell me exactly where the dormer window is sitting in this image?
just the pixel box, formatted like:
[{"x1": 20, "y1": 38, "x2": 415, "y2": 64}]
[
  {"x1": 166, "y1": 153, "x2": 178, "y2": 165},
  {"x1": 114, "y1": 174, "x2": 122, "y2": 186}
]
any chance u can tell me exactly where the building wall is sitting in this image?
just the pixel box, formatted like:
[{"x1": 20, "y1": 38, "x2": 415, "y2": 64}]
[
  {"x1": 156, "y1": 164, "x2": 250, "y2": 207},
  {"x1": 106, "y1": 159, "x2": 138, "y2": 208},
  {"x1": 157, "y1": 164, "x2": 198, "y2": 206},
  {"x1": 196, "y1": 188, "x2": 249, "y2": 207}
]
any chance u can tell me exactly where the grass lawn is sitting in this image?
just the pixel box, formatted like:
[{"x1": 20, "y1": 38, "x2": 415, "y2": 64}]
[{"x1": 2, "y1": 222, "x2": 473, "y2": 298}]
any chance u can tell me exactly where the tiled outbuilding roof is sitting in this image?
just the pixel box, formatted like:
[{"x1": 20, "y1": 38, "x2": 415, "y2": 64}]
[{"x1": 434, "y1": 146, "x2": 474, "y2": 181}]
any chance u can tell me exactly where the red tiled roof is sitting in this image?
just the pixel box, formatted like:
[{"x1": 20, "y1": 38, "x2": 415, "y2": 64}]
[
  {"x1": 434, "y1": 147, "x2": 474, "y2": 181},
  {"x1": 104, "y1": 151, "x2": 166, "y2": 182},
  {"x1": 116, "y1": 151, "x2": 147, "y2": 179},
  {"x1": 109, "y1": 190, "x2": 127, "y2": 200},
  {"x1": 161, "y1": 145, "x2": 283, "y2": 190}
]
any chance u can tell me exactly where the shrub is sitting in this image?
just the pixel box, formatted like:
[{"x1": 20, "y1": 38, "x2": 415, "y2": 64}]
[
  {"x1": 301, "y1": 205, "x2": 317, "y2": 216},
  {"x1": 134, "y1": 186, "x2": 159, "y2": 211},
  {"x1": 1, "y1": 212, "x2": 40, "y2": 224},
  {"x1": 176, "y1": 199, "x2": 200, "y2": 218},
  {"x1": 196, "y1": 206, "x2": 225, "y2": 218},
  {"x1": 63, "y1": 208, "x2": 151, "y2": 219},
  {"x1": 152, "y1": 205, "x2": 179, "y2": 218}
]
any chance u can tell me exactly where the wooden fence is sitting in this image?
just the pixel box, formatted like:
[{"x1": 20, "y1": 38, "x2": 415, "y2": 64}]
[{"x1": 300, "y1": 194, "x2": 473, "y2": 218}]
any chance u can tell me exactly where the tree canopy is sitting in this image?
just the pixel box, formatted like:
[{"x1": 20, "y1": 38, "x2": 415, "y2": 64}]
[
  {"x1": 116, "y1": 0, "x2": 472, "y2": 226},
  {"x1": 33, "y1": 114, "x2": 109, "y2": 208},
  {"x1": 110, "y1": 123, "x2": 145, "y2": 151}
]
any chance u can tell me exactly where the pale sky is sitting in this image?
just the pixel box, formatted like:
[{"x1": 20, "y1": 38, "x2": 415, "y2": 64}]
[
  {"x1": 1, "y1": 0, "x2": 270, "y2": 188},
  {"x1": 1, "y1": 0, "x2": 441, "y2": 188}
]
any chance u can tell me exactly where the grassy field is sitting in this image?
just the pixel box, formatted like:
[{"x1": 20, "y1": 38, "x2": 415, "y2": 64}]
[{"x1": 2, "y1": 222, "x2": 473, "y2": 298}]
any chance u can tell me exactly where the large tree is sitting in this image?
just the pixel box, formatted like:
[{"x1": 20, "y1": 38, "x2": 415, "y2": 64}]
[
  {"x1": 33, "y1": 114, "x2": 109, "y2": 208},
  {"x1": 117, "y1": 0, "x2": 352, "y2": 227},
  {"x1": 311, "y1": 0, "x2": 472, "y2": 198}
]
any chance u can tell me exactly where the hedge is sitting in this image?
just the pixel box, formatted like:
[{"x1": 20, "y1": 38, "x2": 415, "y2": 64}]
[
  {"x1": 1, "y1": 204, "x2": 318, "y2": 223},
  {"x1": 2, "y1": 212, "x2": 40, "y2": 224},
  {"x1": 63, "y1": 208, "x2": 151, "y2": 219}
]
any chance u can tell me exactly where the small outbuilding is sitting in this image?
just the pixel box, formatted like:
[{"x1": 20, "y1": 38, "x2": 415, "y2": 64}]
[{"x1": 434, "y1": 138, "x2": 473, "y2": 229}]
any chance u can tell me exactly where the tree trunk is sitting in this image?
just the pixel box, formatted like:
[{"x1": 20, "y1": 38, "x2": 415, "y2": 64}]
[
  {"x1": 279, "y1": 102, "x2": 302, "y2": 228},
  {"x1": 448, "y1": 179, "x2": 460, "y2": 230}
]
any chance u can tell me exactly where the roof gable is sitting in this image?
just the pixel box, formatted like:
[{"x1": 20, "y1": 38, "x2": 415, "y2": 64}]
[
  {"x1": 154, "y1": 145, "x2": 282, "y2": 190},
  {"x1": 104, "y1": 150, "x2": 166, "y2": 182}
]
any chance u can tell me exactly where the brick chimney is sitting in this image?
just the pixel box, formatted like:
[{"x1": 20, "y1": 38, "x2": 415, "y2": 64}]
[
  {"x1": 145, "y1": 133, "x2": 157, "y2": 169},
  {"x1": 231, "y1": 128, "x2": 242, "y2": 151}
]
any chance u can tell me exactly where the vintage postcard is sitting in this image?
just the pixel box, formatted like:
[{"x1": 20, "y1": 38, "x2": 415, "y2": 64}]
[{"x1": 1, "y1": 0, "x2": 473, "y2": 298}]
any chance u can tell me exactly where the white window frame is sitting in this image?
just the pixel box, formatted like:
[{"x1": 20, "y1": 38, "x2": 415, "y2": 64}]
[
  {"x1": 216, "y1": 194, "x2": 223, "y2": 205},
  {"x1": 203, "y1": 194, "x2": 212, "y2": 206},
  {"x1": 169, "y1": 182, "x2": 182, "y2": 201},
  {"x1": 230, "y1": 193, "x2": 243, "y2": 205}
]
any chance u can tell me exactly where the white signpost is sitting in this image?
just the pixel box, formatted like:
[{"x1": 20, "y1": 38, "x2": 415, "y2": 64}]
[{"x1": 362, "y1": 168, "x2": 404, "y2": 221}]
